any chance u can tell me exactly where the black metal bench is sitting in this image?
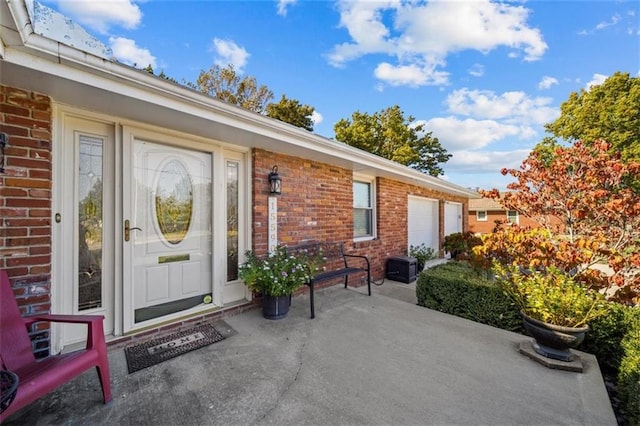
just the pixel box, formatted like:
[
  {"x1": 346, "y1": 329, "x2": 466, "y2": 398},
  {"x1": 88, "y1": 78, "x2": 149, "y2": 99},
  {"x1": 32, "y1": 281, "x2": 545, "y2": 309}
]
[{"x1": 288, "y1": 241, "x2": 371, "y2": 318}]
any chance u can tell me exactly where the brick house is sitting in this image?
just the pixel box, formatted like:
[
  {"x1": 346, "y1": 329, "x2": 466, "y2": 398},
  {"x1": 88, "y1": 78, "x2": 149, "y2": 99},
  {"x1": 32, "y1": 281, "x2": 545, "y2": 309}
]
[
  {"x1": 468, "y1": 196, "x2": 564, "y2": 234},
  {"x1": 0, "y1": 0, "x2": 476, "y2": 355}
]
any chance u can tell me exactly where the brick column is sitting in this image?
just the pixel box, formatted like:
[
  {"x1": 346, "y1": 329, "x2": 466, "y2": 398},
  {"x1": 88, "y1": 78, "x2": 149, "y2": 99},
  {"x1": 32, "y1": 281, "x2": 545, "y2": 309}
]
[{"x1": 1, "y1": 85, "x2": 53, "y2": 357}]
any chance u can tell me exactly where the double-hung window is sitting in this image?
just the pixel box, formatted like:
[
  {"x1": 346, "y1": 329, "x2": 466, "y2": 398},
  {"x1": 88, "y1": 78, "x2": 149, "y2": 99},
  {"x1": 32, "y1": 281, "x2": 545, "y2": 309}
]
[
  {"x1": 506, "y1": 210, "x2": 519, "y2": 225},
  {"x1": 476, "y1": 210, "x2": 487, "y2": 221},
  {"x1": 353, "y1": 178, "x2": 375, "y2": 240}
]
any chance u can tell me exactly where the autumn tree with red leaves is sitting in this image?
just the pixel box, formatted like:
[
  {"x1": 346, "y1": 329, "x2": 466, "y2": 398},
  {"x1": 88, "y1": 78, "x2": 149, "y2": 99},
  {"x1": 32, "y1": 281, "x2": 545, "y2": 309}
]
[{"x1": 477, "y1": 140, "x2": 640, "y2": 305}]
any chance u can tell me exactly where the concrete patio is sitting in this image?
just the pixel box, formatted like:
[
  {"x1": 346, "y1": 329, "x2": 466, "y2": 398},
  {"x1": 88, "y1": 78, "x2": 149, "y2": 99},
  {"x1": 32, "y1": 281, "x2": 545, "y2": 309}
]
[{"x1": 4, "y1": 279, "x2": 616, "y2": 425}]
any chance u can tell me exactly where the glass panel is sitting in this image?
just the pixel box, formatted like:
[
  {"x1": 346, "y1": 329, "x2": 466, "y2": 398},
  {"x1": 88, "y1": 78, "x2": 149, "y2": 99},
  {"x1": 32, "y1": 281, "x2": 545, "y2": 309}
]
[
  {"x1": 354, "y1": 208, "x2": 372, "y2": 237},
  {"x1": 507, "y1": 210, "x2": 518, "y2": 224},
  {"x1": 353, "y1": 181, "x2": 371, "y2": 208},
  {"x1": 227, "y1": 161, "x2": 239, "y2": 281},
  {"x1": 155, "y1": 160, "x2": 193, "y2": 244},
  {"x1": 78, "y1": 135, "x2": 103, "y2": 310}
]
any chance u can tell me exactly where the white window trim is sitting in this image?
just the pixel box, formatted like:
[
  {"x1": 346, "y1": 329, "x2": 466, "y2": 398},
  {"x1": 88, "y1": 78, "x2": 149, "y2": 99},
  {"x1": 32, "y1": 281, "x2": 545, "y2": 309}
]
[
  {"x1": 353, "y1": 174, "x2": 376, "y2": 242},
  {"x1": 507, "y1": 210, "x2": 519, "y2": 225},
  {"x1": 476, "y1": 210, "x2": 488, "y2": 222}
]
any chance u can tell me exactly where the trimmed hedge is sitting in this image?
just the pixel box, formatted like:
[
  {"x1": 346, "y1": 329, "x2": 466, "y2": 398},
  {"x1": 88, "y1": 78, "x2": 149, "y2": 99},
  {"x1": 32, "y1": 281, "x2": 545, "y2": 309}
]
[
  {"x1": 417, "y1": 261, "x2": 640, "y2": 424},
  {"x1": 617, "y1": 309, "x2": 640, "y2": 425},
  {"x1": 416, "y1": 262, "x2": 523, "y2": 333}
]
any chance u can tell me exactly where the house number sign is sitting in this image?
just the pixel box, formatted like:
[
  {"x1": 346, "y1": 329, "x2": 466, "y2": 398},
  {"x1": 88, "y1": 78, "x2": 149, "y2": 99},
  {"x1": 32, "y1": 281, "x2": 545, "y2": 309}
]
[{"x1": 268, "y1": 196, "x2": 277, "y2": 254}]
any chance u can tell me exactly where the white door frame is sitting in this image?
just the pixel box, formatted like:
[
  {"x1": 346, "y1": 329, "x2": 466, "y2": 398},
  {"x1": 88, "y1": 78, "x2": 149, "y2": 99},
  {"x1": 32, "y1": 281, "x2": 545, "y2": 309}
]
[{"x1": 52, "y1": 109, "x2": 117, "y2": 352}]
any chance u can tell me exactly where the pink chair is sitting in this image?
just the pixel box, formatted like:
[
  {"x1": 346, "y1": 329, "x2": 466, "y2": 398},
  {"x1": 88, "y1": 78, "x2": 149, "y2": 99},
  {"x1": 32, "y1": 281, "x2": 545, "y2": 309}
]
[{"x1": 0, "y1": 269, "x2": 111, "y2": 422}]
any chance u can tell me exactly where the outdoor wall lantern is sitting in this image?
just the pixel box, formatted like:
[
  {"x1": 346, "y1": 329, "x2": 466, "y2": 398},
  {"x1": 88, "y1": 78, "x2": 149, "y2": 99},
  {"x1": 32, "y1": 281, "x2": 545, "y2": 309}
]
[
  {"x1": 268, "y1": 165, "x2": 281, "y2": 195},
  {"x1": 0, "y1": 133, "x2": 7, "y2": 174}
]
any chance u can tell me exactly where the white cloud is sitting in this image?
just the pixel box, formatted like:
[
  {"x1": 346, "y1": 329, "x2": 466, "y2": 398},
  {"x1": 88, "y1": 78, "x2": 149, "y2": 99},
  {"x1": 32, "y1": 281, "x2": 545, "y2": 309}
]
[
  {"x1": 311, "y1": 111, "x2": 323, "y2": 126},
  {"x1": 468, "y1": 64, "x2": 484, "y2": 77},
  {"x1": 277, "y1": 0, "x2": 297, "y2": 17},
  {"x1": 328, "y1": 0, "x2": 547, "y2": 87},
  {"x1": 55, "y1": 0, "x2": 142, "y2": 34},
  {"x1": 423, "y1": 117, "x2": 526, "y2": 151},
  {"x1": 538, "y1": 76, "x2": 558, "y2": 90},
  {"x1": 374, "y1": 62, "x2": 448, "y2": 87},
  {"x1": 109, "y1": 37, "x2": 156, "y2": 68},
  {"x1": 211, "y1": 38, "x2": 250, "y2": 72},
  {"x1": 445, "y1": 149, "x2": 531, "y2": 174},
  {"x1": 595, "y1": 14, "x2": 621, "y2": 30},
  {"x1": 586, "y1": 73, "x2": 608, "y2": 89},
  {"x1": 445, "y1": 88, "x2": 558, "y2": 125}
]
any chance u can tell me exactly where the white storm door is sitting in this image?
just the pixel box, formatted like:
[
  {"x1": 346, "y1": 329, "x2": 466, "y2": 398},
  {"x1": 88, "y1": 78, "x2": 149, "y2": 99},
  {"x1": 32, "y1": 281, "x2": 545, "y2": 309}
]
[
  {"x1": 444, "y1": 202, "x2": 463, "y2": 236},
  {"x1": 408, "y1": 196, "x2": 439, "y2": 252},
  {"x1": 123, "y1": 136, "x2": 213, "y2": 331}
]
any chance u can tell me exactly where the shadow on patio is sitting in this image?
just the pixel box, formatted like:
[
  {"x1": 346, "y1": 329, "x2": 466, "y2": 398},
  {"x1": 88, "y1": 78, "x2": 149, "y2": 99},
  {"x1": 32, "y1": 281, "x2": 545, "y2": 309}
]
[{"x1": 4, "y1": 281, "x2": 616, "y2": 425}]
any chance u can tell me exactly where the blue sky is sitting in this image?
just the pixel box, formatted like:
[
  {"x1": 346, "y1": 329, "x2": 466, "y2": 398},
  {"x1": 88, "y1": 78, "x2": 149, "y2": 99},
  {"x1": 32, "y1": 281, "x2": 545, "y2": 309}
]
[{"x1": 41, "y1": 0, "x2": 639, "y2": 190}]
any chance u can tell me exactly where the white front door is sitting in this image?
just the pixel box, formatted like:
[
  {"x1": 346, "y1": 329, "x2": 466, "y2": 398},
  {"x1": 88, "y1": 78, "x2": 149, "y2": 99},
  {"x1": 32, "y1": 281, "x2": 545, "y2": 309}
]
[
  {"x1": 408, "y1": 196, "x2": 439, "y2": 252},
  {"x1": 123, "y1": 135, "x2": 213, "y2": 331},
  {"x1": 53, "y1": 115, "x2": 116, "y2": 351}
]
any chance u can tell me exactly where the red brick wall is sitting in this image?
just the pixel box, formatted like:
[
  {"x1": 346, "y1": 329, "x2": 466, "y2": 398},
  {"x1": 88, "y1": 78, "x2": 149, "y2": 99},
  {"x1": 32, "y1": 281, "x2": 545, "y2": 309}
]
[
  {"x1": 252, "y1": 149, "x2": 469, "y2": 281},
  {"x1": 1, "y1": 85, "x2": 53, "y2": 357},
  {"x1": 469, "y1": 209, "x2": 564, "y2": 234}
]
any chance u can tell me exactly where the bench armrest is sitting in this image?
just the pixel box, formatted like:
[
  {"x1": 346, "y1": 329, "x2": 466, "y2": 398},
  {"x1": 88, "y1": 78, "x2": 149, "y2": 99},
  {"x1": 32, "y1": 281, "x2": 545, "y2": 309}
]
[{"x1": 343, "y1": 253, "x2": 370, "y2": 270}]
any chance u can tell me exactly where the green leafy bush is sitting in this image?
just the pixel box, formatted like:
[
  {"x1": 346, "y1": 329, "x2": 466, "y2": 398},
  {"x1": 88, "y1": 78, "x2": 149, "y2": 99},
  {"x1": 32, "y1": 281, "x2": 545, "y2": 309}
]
[
  {"x1": 416, "y1": 262, "x2": 522, "y2": 332},
  {"x1": 409, "y1": 243, "x2": 437, "y2": 271},
  {"x1": 493, "y1": 263, "x2": 609, "y2": 328},
  {"x1": 583, "y1": 303, "x2": 634, "y2": 373},
  {"x1": 442, "y1": 232, "x2": 481, "y2": 260},
  {"x1": 617, "y1": 308, "x2": 640, "y2": 425}
]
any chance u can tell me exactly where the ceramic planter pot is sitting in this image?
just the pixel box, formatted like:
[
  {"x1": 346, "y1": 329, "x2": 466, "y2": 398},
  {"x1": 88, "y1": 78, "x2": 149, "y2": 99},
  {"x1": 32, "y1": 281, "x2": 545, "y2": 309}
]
[
  {"x1": 521, "y1": 311, "x2": 589, "y2": 362},
  {"x1": 262, "y1": 294, "x2": 291, "y2": 320}
]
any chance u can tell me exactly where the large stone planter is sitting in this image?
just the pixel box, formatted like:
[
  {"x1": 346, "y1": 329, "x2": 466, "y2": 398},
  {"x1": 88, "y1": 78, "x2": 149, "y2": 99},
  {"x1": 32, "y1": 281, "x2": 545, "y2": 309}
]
[{"x1": 521, "y1": 311, "x2": 589, "y2": 362}]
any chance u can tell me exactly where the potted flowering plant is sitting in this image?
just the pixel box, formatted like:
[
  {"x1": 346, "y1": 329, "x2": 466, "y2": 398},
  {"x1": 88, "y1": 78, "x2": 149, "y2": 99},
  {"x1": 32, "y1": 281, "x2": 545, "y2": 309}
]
[
  {"x1": 239, "y1": 245, "x2": 323, "y2": 319},
  {"x1": 493, "y1": 262, "x2": 609, "y2": 362}
]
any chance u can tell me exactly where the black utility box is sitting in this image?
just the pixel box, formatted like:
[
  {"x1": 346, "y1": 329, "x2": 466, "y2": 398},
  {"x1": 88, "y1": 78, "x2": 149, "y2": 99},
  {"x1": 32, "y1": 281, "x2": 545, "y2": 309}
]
[{"x1": 386, "y1": 256, "x2": 417, "y2": 283}]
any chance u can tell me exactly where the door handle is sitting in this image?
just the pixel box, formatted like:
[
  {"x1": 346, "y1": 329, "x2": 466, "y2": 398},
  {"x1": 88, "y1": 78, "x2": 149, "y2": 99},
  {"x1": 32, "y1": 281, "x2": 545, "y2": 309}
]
[{"x1": 124, "y1": 220, "x2": 142, "y2": 242}]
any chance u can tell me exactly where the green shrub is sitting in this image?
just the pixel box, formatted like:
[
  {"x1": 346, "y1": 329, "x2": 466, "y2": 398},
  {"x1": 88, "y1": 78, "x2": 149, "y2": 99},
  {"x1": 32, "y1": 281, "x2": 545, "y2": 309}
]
[
  {"x1": 442, "y1": 232, "x2": 481, "y2": 260},
  {"x1": 409, "y1": 243, "x2": 437, "y2": 271},
  {"x1": 582, "y1": 303, "x2": 633, "y2": 373},
  {"x1": 618, "y1": 308, "x2": 640, "y2": 425},
  {"x1": 416, "y1": 262, "x2": 522, "y2": 332}
]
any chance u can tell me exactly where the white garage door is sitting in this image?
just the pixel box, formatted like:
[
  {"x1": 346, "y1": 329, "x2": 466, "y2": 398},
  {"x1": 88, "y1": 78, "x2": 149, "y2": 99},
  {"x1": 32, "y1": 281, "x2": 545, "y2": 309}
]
[
  {"x1": 408, "y1": 196, "x2": 439, "y2": 252},
  {"x1": 444, "y1": 202, "x2": 463, "y2": 236}
]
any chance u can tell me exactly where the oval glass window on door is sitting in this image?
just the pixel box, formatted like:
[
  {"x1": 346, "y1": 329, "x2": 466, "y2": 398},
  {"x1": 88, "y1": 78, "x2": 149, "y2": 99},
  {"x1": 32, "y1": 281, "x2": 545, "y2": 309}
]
[{"x1": 155, "y1": 159, "x2": 193, "y2": 244}]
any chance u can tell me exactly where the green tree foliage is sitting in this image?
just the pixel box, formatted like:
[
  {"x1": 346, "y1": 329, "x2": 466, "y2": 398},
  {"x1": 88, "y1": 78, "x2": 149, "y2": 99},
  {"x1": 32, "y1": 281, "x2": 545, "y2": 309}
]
[
  {"x1": 142, "y1": 65, "x2": 180, "y2": 84},
  {"x1": 334, "y1": 105, "x2": 451, "y2": 176},
  {"x1": 266, "y1": 95, "x2": 315, "y2": 131},
  {"x1": 541, "y1": 71, "x2": 640, "y2": 162},
  {"x1": 189, "y1": 64, "x2": 273, "y2": 113}
]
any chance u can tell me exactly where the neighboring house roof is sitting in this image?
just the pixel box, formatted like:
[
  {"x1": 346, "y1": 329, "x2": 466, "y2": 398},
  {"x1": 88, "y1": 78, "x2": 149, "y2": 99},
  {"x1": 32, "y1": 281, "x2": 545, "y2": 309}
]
[
  {"x1": 0, "y1": 0, "x2": 479, "y2": 199},
  {"x1": 469, "y1": 197, "x2": 505, "y2": 211}
]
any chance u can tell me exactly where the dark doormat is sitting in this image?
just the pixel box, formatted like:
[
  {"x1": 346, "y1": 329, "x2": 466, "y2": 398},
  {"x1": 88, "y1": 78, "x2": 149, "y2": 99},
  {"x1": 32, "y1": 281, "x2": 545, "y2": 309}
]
[{"x1": 124, "y1": 322, "x2": 228, "y2": 374}]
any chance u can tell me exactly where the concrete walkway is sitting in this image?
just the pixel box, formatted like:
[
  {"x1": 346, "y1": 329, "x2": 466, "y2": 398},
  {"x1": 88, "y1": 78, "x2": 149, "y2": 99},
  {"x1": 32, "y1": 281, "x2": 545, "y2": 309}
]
[{"x1": 5, "y1": 281, "x2": 616, "y2": 425}]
